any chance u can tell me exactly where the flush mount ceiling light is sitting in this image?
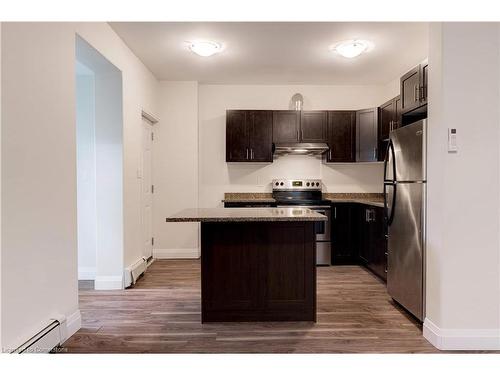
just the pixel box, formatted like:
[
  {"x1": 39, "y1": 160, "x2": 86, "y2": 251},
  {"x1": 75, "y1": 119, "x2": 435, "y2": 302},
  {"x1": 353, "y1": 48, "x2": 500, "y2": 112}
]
[
  {"x1": 188, "y1": 41, "x2": 222, "y2": 57},
  {"x1": 331, "y1": 39, "x2": 373, "y2": 59}
]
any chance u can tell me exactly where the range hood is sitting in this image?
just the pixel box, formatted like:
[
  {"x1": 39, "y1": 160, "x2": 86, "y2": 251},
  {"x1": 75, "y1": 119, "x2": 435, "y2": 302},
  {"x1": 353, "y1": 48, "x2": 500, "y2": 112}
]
[{"x1": 273, "y1": 142, "x2": 330, "y2": 156}]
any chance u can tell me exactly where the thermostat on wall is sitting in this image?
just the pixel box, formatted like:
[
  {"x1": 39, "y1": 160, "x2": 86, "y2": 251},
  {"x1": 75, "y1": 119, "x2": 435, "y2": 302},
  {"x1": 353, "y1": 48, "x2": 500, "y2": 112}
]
[{"x1": 448, "y1": 128, "x2": 458, "y2": 152}]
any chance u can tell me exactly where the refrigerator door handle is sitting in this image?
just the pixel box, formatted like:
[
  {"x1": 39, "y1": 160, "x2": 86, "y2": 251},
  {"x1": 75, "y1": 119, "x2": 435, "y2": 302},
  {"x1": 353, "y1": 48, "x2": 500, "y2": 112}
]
[
  {"x1": 383, "y1": 138, "x2": 396, "y2": 182},
  {"x1": 384, "y1": 182, "x2": 397, "y2": 226},
  {"x1": 383, "y1": 140, "x2": 389, "y2": 180}
]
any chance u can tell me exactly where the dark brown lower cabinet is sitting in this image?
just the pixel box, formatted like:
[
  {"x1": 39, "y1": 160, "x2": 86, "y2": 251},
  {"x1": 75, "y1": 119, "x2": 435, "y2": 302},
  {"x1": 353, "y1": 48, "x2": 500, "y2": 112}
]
[
  {"x1": 330, "y1": 203, "x2": 387, "y2": 282},
  {"x1": 201, "y1": 221, "x2": 316, "y2": 322},
  {"x1": 331, "y1": 203, "x2": 357, "y2": 264},
  {"x1": 357, "y1": 206, "x2": 387, "y2": 281}
]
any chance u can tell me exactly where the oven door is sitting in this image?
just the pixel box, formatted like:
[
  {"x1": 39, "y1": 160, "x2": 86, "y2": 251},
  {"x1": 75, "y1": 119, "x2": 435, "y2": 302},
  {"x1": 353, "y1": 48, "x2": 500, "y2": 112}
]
[
  {"x1": 310, "y1": 207, "x2": 331, "y2": 241},
  {"x1": 277, "y1": 205, "x2": 331, "y2": 241}
]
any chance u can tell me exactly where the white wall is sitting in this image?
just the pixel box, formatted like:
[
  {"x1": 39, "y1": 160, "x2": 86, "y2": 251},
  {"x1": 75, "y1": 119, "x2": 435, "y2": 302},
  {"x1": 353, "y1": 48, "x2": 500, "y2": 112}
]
[
  {"x1": 94, "y1": 64, "x2": 124, "y2": 290},
  {"x1": 198, "y1": 84, "x2": 394, "y2": 208},
  {"x1": 424, "y1": 23, "x2": 500, "y2": 350},
  {"x1": 153, "y1": 82, "x2": 199, "y2": 257},
  {"x1": 0, "y1": 21, "x2": 3, "y2": 351},
  {"x1": 76, "y1": 71, "x2": 97, "y2": 280},
  {"x1": 73, "y1": 23, "x2": 159, "y2": 272},
  {"x1": 1, "y1": 22, "x2": 158, "y2": 351},
  {"x1": 2, "y1": 23, "x2": 80, "y2": 351}
]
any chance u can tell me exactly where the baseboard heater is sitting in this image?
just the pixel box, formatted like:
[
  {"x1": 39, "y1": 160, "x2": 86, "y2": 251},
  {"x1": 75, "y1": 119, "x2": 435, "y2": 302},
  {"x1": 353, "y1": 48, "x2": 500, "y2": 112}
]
[
  {"x1": 13, "y1": 318, "x2": 64, "y2": 354},
  {"x1": 124, "y1": 257, "x2": 151, "y2": 288}
]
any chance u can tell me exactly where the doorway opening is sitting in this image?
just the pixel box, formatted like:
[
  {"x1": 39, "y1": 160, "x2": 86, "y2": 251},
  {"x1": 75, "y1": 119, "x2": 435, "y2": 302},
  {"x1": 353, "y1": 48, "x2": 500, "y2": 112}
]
[{"x1": 76, "y1": 35, "x2": 124, "y2": 290}]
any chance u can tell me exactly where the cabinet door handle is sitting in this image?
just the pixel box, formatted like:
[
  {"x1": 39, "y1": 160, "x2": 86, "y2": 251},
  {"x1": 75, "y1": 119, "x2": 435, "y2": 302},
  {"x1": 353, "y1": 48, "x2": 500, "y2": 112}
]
[
  {"x1": 251, "y1": 148, "x2": 254, "y2": 160},
  {"x1": 373, "y1": 147, "x2": 377, "y2": 160},
  {"x1": 329, "y1": 148, "x2": 332, "y2": 160},
  {"x1": 297, "y1": 129, "x2": 300, "y2": 141},
  {"x1": 301, "y1": 129, "x2": 304, "y2": 140},
  {"x1": 390, "y1": 120, "x2": 393, "y2": 132},
  {"x1": 334, "y1": 207, "x2": 337, "y2": 219},
  {"x1": 246, "y1": 148, "x2": 249, "y2": 159}
]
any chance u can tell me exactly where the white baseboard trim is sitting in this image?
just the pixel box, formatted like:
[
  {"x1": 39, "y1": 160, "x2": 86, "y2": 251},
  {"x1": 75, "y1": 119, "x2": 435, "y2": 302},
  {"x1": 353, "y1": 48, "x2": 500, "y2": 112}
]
[
  {"x1": 61, "y1": 310, "x2": 82, "y2": 343},
  {"x1": 153, "y1": 248, "x2": 200, "y2": 259},
  {"x1": 78, "y1": 267, "x2": 96, "y2": 280},
  {"x1": 94, "y1": 275, "x2": 123, "y2": 290},
  {"x1": 423, "y1": 318, "x2": 500, "y2": 350}
]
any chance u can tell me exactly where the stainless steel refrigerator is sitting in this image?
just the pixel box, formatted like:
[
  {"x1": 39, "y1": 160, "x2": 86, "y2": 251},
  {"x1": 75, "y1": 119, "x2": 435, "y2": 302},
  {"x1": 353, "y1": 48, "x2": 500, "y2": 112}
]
[{"x1": 384, "y1": 119, "x2": 426, "y2": 321}]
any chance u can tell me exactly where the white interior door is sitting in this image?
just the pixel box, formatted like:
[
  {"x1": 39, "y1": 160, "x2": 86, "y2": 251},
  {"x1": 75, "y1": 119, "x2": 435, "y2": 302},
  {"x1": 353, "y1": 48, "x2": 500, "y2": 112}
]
[{"x1": 141, "y1": 118, "x2": 153, "y2": 259}]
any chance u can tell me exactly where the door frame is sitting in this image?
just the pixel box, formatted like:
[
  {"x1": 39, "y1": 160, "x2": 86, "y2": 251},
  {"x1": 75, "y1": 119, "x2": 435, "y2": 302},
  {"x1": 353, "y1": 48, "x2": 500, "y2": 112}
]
[{"x1": 141, "y1": 110, "x2": 159, "y2": 260}]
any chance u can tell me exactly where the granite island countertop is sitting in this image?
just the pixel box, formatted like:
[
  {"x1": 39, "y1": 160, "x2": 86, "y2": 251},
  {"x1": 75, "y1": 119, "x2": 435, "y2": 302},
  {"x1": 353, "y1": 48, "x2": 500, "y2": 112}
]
[
  {"x1": 222, "y1": 192, "x2": 384, "y2": 208},
  {"x1": 166, "y1": 207, "x2": 328, "y2": 223}
]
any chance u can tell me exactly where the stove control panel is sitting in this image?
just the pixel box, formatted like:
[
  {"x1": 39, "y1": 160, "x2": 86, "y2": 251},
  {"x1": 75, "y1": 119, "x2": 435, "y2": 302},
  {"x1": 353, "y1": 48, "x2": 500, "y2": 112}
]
[{"x1": 272, "y1": 179, "x2": 322, "y2": 191}]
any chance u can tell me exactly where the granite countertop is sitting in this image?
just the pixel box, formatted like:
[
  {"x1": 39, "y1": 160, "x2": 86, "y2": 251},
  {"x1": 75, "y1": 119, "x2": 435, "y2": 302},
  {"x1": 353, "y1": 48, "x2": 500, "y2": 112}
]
[
  {"x1": 326, "y1": 198, "x2": 384, "y2": 208},
  {"x1": 222, "y1": 193, "x2": 276, "y2": 203},
  {"x1": 222, "y1": 192, "x2": 384, "y2": 208},
  {"x1": 166, "y1": 207, "x2": 328, "y2": 222}
]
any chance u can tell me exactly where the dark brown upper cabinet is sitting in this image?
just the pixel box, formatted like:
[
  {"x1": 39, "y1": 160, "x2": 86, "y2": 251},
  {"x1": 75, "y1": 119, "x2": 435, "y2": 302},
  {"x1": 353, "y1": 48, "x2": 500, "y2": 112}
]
[
  {"x1": 272, "y1": 110, "x2": 300, "y2": 143},
  {"x1": 325, "y1": 111, "x2": 356, "y2": 163},
  {"x1": 401, "y1": 59, "x2": 428, "y2": 115},
  {"x1": 378, "y1": 96, "x2": 401, "y2": 142},
  {"x1": 377, "y1": 96, "x2": 401, "y2": 161},
  {"x1": 356, "y1": 108, "x2": 379, "y2": 162},
  {"x1": 273, "y1": 110, "x2": 327, "y2": 144},
  {"x1": 226, "y1": 110, "x2": 273, "y2": 162},
  {"x1": 300, "y1": 111, "x2": 327, "y2": 142}
]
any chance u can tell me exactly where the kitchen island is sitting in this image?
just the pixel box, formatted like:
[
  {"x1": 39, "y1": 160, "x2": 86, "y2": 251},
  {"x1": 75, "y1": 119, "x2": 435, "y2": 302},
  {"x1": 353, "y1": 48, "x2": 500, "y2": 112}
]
[{"x1": 166, "y1": 207, "x2": 327, "y2": 322}]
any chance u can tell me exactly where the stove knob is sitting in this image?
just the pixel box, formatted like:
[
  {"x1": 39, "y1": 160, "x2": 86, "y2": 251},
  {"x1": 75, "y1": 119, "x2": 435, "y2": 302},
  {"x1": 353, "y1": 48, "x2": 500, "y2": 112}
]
[
  {"x1": 280, "y1": 182, "x2": 284, "y2": 186},
  {"x1": 275, "y1": 182, "x2": 279, "y2": 186},
  {"x1": 306, "y1": 182, "x2": 310, "y2": 187},
  {"x1": 316, "y1": 182, "x2": 320, "y2": 187}
]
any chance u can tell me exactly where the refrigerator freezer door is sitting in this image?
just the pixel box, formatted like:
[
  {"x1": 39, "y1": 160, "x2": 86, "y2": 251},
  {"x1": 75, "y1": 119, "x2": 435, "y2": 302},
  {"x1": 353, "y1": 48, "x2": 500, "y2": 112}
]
[
  {"x1": 387, "y1": 182, "x2": 425, "y2": 321},
  {"x1": 390, "y1": 120, "x2": 426, "y2": 182}
]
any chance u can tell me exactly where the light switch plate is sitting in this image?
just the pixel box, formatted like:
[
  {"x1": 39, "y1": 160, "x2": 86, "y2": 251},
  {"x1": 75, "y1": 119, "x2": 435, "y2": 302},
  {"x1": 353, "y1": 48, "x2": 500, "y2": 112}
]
[{"x1": 448, "y1": 128, "x2": 458, "y2": 152}]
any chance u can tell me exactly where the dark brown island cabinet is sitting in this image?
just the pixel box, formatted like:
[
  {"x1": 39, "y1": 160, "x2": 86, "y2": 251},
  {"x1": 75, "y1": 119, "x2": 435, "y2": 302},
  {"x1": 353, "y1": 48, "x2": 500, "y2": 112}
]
[
  {"x1": 226, "y1": 110, "x2": 273, "y2": 162},
  {"x1": 201, "y1": 221, "x2": 317, "y2": 322},
  {"x1": 166, "y1": 208, "x2": 326, "y2": 322}
]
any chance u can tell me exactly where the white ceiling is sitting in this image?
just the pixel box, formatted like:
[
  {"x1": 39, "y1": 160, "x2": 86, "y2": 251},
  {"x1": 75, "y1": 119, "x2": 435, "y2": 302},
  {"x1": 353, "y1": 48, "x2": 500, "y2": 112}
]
[{"x1": 110, "y1": 22, "x2": 429, "y2": 85}]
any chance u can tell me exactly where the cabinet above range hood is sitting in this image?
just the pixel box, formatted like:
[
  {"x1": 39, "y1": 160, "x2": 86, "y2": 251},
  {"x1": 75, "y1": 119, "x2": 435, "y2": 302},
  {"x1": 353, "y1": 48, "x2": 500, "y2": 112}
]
[{"x1": 273, "y1": 142, "x2": 330, "y2": 156}]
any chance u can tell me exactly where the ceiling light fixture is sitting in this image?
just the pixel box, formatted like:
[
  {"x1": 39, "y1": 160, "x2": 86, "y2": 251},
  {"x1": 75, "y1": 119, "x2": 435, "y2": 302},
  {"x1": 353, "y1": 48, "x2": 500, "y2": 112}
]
[
  {"x1": 332, "y1": 40, "x2": 373, "y2": 59},
  {"x1": 189, "y1": 41, "x2": 221, "y2": 57}
]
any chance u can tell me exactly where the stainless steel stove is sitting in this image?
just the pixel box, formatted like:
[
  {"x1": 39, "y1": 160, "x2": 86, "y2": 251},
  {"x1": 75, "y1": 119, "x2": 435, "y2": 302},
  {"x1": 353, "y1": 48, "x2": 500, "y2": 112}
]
[{"x1": 272, "y1": 179, "x2": 331, "y2": 265}]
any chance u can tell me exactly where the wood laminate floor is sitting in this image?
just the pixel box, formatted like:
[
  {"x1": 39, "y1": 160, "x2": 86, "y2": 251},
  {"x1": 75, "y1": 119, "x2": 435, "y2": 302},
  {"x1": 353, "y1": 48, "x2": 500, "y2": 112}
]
[{"x1": 63, "y1": 259, "x2": 440, "y2": 353}]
